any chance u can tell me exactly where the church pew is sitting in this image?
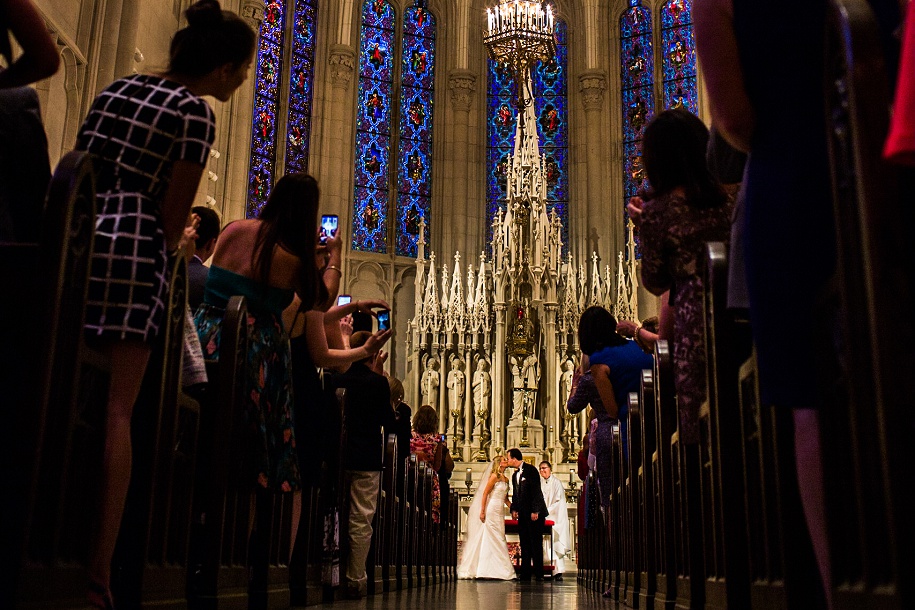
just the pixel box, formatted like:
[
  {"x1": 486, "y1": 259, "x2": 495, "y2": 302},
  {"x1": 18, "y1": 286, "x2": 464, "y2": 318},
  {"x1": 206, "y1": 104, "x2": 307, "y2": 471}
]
[
  {"x1": 3, "y1": 151, "x2": 111, "y2": 609},
  {"x1": 738, "y1": 351, "x2": 821, "y2": 608},
  {"x1": 822, "y1": 0, "x2": 915, "y2": 607},
  {"x1": 322, "y1": 387, "x2": 348, "y2": 603},
  {"x1": 607, "y1": 423, "x2": 623, "y2": 601},
  {"x1": 365, "y1": 435, "x2": 395, "y2": 595},
  {"x1": 291, "y1": 366, "x2": 345, "y2": 606},
  {"x1": 652, "y1": 341, "x2": 678, "y2": 610},
  {"x1": 380, "y1": 434, "x2": 398, "y2": 591},
  {"x1": 670, "y1": 400, "x2": 704, "y2": 610},
  {"x1": 637, "y1": 369, "x2": 657, "y2": 609},
  {"x1": 702, "y1": 242, "x2": 752, "y2": 609},
  {"x1": 188, "y1": 295, "x2": 250, "y2": 609},
  {"x1": 403, "y1": 454, "x2": 419, "y2": 589},
  {"x1": 419, "y1": 463, "x2": 434, "y2": 586},
  {"x1": 112, "y1": 254, "x2": 199, "y2": 609},
  {"x1": 624, "y1": 392, "x2": 643, "y2": 608}
]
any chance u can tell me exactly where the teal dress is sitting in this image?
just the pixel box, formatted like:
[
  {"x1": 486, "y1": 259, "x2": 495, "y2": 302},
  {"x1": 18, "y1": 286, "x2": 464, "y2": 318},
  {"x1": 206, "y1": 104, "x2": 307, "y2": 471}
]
[{"x1": 195, "y1": 266, "x2": 300, "y2": 492}]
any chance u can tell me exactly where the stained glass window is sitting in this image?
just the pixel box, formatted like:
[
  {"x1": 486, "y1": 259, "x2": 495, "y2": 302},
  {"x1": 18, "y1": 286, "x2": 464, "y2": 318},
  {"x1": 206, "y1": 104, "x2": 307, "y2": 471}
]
[
  {"x1": 351, "y1": 0, "x2": 395, "y2": 253},
  {"x1": 485, "y1": 58, "x2": 515, "y2": 246},
  {"x1": 246, "y1": 0, "x2": 287, "y2": 218},
  {"x1": 486, "y1": 19, "x2": 569, "y2": 246},
  {"x1": 532, "y1": 18, "x2": 569, "y2": 245},
  {"x1": 619, "y1": 1, "x2": 654, "y2": 205},
  {"x1": 284, "y1": 0, "x2": 318, "y2": 175},
  {"x1": 660, "y1": 0, "x2": 698, "y2": 113},
  {"x1": 395, "y1": 5, "x2": 436, "y2": 258}
]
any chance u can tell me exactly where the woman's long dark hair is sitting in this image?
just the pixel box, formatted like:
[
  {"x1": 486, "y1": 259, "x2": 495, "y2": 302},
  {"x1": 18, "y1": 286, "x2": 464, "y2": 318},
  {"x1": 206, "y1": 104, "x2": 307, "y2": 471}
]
[
  {"x1": 642, "y1": 108, "x2": 727, "y2": 209},
  {"x1": 253, "y1": 173, "x2": 326, "y2": 310},
  {"x1": 169, "y1": 0, "x2": 256, "y2": 77},
  {"x1": 578, "y1": 306, "x2": 627, "y2": 356}
]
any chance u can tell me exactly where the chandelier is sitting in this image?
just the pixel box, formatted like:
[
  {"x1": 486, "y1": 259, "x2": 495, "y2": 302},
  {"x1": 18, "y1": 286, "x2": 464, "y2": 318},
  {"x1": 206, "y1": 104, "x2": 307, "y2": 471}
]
[{"x1": 483, "y1": 1, "x2": 557, "y2": 112}]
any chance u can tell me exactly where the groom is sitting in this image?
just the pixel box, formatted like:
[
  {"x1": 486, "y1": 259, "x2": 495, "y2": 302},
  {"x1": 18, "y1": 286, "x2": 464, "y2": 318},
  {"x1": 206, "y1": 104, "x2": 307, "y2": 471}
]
[{"x1": 507, "y1": 448, "x2": 548, "y2": 581}]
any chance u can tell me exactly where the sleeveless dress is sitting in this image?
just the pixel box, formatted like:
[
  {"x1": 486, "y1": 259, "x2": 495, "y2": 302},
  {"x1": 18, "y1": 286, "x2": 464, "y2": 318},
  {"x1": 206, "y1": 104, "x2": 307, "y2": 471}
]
[
  {"x1": 458, "y1": 480, "x2": 516, "y2": 580},
  {"x1": 194, "y1": 265, "x2": 300, "y2": 492}
]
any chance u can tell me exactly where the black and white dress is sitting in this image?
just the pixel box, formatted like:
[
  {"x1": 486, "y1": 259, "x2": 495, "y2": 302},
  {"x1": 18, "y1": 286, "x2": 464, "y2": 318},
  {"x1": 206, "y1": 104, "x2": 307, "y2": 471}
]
[{"x1": 76, "y1": 74, "x2": 215, "y2": 342}]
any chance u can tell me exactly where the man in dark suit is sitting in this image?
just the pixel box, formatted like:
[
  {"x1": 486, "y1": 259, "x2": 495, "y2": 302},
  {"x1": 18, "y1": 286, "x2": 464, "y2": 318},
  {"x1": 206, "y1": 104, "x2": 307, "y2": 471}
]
[
  {"x1": 334, "y1": 331, "x2": 393, "y2": 599},
  {"x1": 187, "y1": 205, "x2": 220, "y2": 311},
  {"x1": 507, "y1": 447, "x2": 548, "y2": 581}
]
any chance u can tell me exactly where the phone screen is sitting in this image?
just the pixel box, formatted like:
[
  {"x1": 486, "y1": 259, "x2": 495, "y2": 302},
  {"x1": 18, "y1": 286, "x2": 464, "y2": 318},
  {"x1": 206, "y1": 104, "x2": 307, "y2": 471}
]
[
  {"x1": 320, "y1": 215, "x2": 338, "y2": 244},
  {"x1": 337, "y1": 294, "x2": 352, "y2": 306},
  {"x1": 377, "y1": 309, "x2": 390, "y2": 331}
]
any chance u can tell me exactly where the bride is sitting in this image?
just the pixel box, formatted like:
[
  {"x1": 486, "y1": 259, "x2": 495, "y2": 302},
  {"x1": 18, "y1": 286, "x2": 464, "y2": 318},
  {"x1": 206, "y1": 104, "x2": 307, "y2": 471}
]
[{"x1": 458, "y1": 455, "x2": 516, "y2": 580}]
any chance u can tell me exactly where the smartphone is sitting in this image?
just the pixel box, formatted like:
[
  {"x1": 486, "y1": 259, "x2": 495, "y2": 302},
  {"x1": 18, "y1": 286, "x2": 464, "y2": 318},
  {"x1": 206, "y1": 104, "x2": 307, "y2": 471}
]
[
  {"x1": 376, "y1": 309, "x2": 390, "y2": 331},
  {"x1": 337, "y1": 294, "x2": 352, "y2": 306},
  {"x1": 319, "y1": 214, "x2": 338, "y2": 244}
]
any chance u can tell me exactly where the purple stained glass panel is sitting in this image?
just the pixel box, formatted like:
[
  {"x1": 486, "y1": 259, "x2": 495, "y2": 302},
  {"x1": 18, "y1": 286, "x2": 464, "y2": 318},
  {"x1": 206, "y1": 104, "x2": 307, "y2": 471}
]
[
  {"x1": 285, "y1": 0, "x2": 318, "y2": 176},
  {"x1": 246, "y1": 0, "x2": 286, "y2": 218},
  {"x1": 395, "y1": 4, "x2": 436, "y2": 258}
]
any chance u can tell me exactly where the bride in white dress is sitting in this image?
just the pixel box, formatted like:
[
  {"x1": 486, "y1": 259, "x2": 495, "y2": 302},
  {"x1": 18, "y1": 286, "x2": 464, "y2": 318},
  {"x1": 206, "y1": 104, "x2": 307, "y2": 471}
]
[{"x1": 458, "y1": 455, "x2": 516, "y2": 580}]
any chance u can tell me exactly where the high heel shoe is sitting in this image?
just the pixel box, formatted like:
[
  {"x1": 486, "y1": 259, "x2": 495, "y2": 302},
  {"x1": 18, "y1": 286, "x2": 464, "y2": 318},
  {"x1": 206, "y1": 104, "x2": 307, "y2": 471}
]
[{"x1": 88, "y1": 580, "x2": 115, "y2": 610}]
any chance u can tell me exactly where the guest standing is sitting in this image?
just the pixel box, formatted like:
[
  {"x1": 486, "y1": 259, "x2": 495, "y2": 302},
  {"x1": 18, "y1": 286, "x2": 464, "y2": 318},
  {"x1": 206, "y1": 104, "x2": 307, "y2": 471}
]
[
  {"x1": 334, "y1": 331, "x2": 393, "y2": 599},
  {"x1": 76, "y1": 3, "x2": 254, "y2": 607}
]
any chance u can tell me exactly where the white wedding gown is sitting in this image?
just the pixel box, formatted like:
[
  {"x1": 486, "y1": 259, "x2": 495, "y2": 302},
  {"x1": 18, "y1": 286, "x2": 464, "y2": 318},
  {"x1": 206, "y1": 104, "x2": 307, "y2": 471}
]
[{"x1": 458, "y1": 479, "x2": 516, "y2": 580}]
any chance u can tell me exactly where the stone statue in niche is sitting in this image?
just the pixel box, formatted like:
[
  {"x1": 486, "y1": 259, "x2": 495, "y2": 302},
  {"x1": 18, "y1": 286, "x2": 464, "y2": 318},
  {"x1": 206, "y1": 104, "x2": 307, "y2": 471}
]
[
  {"x1": 521, "y1": 352, "x2": 541, "y2": 418},
  {"x1": 510, "y1": 355, "x2": 525, "y2": 420},
  {"x1": 447, "y1": 355, "x2": 466, "y2": 437},
  {"x1": 472, "y1": 357, "x2": 492, "y2": 435},
  {"x1": 421, "y1": 354, "x2": 440, "y2": 408},
  {"x1": 560, "y1": 359, "x2": 579, "y2": 447}
]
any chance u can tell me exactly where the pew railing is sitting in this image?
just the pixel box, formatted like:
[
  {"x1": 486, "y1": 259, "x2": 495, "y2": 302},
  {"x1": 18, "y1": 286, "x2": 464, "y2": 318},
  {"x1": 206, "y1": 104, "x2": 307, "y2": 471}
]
[{"x1": 823, "y1": 0, "x2": 915, "y2": 606}]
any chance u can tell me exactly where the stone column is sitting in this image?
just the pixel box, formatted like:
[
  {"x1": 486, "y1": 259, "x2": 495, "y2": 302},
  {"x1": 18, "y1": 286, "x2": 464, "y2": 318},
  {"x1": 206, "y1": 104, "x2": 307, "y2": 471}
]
[
  {"x1": 220, "y1": 1, "x2": 264, "y2": 221},
  {"x1": 491, "y1": 305, "x2": 507, "y2": 455},
  {"x1": 95, "y1": 0, "x2": 125, "y2": 91},
  {"x1": 443, "y1": 69, "x2": 476, "y2": 258},
  {"x1": 114, "y1": 0, "x2": 141, "y2": 78},
  {"x1": 543, "y1": 304, "x2": 559, "y2": 462},
  {"x1": 324, "y1": 44, "x2": 357, "y2": 221},
  {"x1": 463, "y1": 348, "x2": 473, "y2": 461},
  {"x1": 578, "y1": 70, "x2": 620, "y2": 261}
]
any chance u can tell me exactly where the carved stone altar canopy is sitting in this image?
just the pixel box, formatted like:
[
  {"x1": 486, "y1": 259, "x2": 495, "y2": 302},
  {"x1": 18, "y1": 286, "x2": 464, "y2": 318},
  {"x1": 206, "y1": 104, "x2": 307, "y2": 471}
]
[{"x1": 404, "y1": 2, "x2": 642, "y2": 466}]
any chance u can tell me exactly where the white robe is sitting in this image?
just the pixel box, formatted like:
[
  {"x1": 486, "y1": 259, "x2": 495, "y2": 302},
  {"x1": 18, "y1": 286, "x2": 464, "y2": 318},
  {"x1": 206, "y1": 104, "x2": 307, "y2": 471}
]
[{"x1": 540, "y1": 474, "x2": 571, "y2": 573}]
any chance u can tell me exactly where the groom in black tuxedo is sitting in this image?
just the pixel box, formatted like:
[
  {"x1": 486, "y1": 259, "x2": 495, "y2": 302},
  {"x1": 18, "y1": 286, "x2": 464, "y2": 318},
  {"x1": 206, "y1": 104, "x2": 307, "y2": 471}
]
[{"x1": 507, "y1": 448, "x2": 548, "y2": 581}]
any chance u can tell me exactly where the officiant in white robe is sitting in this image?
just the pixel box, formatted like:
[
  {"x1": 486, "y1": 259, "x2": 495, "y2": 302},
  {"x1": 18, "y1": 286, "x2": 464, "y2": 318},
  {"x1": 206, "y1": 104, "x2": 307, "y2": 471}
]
[{"x1": 538, "y1": 461, "x2": 571, "y2": 578}]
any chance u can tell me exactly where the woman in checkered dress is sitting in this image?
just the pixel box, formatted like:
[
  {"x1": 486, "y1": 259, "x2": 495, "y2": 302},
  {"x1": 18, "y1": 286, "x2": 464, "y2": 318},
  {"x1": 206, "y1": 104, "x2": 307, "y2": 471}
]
[{"x1": 74, "y1": 3, "x2": 255, "y2": 608}]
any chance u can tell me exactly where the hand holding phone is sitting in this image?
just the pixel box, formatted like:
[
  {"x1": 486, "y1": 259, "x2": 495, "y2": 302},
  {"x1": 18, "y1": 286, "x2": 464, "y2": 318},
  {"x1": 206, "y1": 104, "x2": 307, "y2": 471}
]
[
  {"x1": 376, "y1": 309, "x2": 390, "y2": 332},
  {"x1": 319, "y1": 214, "x2": 339, "y2": 244},
  {"x1": 337, "y1": 294, "x2": 352, "y2": 306}
]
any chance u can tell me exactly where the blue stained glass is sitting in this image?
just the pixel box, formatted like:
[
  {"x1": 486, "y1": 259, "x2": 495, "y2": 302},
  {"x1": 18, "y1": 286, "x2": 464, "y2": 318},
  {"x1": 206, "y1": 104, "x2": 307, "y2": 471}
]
[
  {"x1": 533, "y1": 19, "x2": 569, "y2": 244},
  {"x1": 395, "y1": 4, "x2": 436, "y2": 258},
  {"x1": 620, "y1": 3, "x2": 654, "y2": 212},
  {"x1": 352, "y1": 0, "x2": 395, "y2": 253},
  {"x1": 661, "y1": 0, "x2": 698, "y2": 113},
  {"x1": 285, "y1": 0, "x2": 318, "y2": 176},
  {"x1": 247, "y1": 0, "x2": 286, "y2": 218},
  {"x1": 487, "y1": 19, "x2": 569, "y2": 246}
]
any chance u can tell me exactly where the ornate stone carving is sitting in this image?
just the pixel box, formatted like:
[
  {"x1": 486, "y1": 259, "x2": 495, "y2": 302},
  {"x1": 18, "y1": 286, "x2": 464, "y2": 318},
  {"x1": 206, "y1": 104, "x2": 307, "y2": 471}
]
[
  {"x1": 329, "y1": 44, "x2": 357, "y2": 90},
  {"x1": 449, "y1": 69, "x2": 477, "y2": 112},
  {"x1": 241, "y1": 1, "x2": 265, "y2": 24},
  {"x1": 579, "y1": 69, "x2": 607, "y2": 111}
]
